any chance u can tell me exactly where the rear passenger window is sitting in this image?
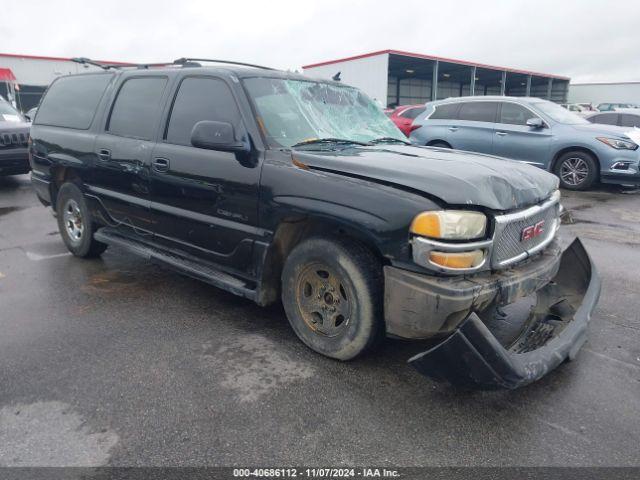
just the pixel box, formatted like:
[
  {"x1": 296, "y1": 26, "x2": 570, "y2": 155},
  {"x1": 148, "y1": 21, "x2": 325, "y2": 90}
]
[
  {"x1": 458, "y1": 102, "x2": 498, "y2": 123},
  {"x1": 499, "y1": 103, "x2": 536, "y2": 126},
  {"x1": 108, "y1": 77, "x2": 167, "y2": 140},
  {"x1": 590, "y1": 113, "x2": 618, "y2": 125},
  {"x1": 429, "y1": 103, "x2": 458, "y2": 120},
  {"x1": 165, "y1": 77, "x2": 242, "y2": 146},
  {"x1": 620, "y1": 114, "x2": 640, "y2": 128},
  {"x1": 35, "y1": 74, "x2": 112, "y2": 129}
]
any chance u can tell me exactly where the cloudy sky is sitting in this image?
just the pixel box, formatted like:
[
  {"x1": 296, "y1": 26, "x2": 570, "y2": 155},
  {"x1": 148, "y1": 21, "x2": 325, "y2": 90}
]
[{"x1": 2, "y1": 0, "x2": 639, "y2": 82}]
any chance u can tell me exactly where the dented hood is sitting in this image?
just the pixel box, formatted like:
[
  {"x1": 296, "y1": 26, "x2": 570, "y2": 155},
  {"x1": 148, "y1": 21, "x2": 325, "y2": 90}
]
[{"x1": 294, "y1": 145, "x2": 559, "y2": 211}]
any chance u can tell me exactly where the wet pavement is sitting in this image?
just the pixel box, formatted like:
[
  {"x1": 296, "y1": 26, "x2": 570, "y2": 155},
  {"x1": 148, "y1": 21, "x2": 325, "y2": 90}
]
[{"x1": 0, "y1": 174, "x2": 639, "y2": 467}]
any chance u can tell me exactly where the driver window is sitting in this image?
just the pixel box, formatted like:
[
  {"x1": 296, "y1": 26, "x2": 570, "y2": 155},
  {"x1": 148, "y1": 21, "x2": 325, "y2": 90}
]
[{"x1": 499, "y1": 102, "x2": 538, "y2": 126}]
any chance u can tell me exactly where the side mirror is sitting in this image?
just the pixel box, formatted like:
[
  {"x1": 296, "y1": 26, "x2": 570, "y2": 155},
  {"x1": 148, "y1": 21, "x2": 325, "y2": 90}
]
[
  {"x1": 526, "y1": 117, "x2": 545, "y2": 129},
  {"x1": 190, "y1": 120, "x2": 247, "y2": 152}
]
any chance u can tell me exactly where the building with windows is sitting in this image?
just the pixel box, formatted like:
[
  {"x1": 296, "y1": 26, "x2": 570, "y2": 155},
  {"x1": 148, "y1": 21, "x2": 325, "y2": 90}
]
[{"x1": 302, "y1": 50, "x2": 570, "y2": 107}]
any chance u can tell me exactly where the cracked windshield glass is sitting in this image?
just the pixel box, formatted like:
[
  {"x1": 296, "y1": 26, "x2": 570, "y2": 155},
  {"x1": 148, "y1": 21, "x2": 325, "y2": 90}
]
[{"x1": 243, "y1": 77, "x2": 405, "y2": 148}]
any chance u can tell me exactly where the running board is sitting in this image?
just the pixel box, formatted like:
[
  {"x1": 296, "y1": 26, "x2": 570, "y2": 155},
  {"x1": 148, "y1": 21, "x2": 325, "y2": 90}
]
[{"x1": 94, "y1": 228, "x2": 257, "y2": 301}]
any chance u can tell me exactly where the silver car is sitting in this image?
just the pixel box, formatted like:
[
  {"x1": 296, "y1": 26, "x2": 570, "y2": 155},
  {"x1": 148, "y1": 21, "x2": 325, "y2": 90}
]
[{"x1": 410, "y1": 96, "x2": 640, "y2": 190}]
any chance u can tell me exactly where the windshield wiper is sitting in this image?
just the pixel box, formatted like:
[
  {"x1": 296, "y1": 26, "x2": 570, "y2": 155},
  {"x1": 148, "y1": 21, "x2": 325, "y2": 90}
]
[
  {"x1": 368, "y1": 137, "x2": 411, "y2": 145},
  {"x1": 291, "y1": 138, "x2": 370, "y2": 148}
]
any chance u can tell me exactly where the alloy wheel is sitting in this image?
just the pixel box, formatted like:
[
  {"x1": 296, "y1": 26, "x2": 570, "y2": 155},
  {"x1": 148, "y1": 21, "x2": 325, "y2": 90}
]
[
  {"x1": 560, "y1": 157, "x2": 589, "y2": 186},
  {"x1": 63, "y1": 198, "x2": 84, "y2": 243}
]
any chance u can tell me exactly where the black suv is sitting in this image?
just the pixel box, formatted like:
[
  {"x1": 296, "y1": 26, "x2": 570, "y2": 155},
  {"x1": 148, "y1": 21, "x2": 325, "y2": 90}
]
[
  {"x1": 0, "y1": 96, "x2": 30, "y2": 176},
  {"x1": 29, "y1": 60, "x2": 600, "y2": 389}
]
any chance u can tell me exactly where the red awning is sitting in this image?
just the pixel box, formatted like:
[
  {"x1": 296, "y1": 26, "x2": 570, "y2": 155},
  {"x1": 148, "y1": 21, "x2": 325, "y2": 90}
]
[{"x1": 0, "y1": 68, "x2": 16, "y2": 82}]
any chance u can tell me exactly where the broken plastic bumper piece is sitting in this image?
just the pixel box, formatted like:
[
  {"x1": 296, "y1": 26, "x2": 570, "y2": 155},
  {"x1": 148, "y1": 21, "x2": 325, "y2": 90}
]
[{"x1": 408, "y1": 238, "x2": 600, "y2": 389}]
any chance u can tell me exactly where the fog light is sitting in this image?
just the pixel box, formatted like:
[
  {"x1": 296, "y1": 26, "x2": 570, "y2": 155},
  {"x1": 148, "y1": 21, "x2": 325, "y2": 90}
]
[
  {"x1": 611, "y1": 161, "x2": 630, "y2": 171},
  {"x1": 429, "y1": 250, "x2": 484, "y2": 269}
]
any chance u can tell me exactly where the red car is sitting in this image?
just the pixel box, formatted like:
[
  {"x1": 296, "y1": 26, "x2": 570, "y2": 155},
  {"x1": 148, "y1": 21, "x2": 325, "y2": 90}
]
[{"x1": 387, "y1": 104, "x2": 426, "y2": 137}]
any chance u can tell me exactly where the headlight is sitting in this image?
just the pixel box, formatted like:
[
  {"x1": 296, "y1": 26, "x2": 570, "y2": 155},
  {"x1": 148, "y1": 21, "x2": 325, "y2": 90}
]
[
  {"x1": 596, "y1": 137, "x2": 638, "y2": 150},
  {"x1": 410, "y1": 210, "x2": 487, "y2": 240}
]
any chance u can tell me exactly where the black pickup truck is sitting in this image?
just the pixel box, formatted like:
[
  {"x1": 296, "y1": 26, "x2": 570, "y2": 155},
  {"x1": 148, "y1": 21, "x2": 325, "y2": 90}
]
[
  {"x1": 0, "y1": 96, "x2": 30, "y2": 176},
  {"x1": 29, "y1": 59, "x2": 600, "y2": 389}
]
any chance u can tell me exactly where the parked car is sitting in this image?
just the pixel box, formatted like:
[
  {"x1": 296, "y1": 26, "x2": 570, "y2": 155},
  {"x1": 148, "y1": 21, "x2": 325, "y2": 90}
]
[
  {"x1": 586, "y1": 110, "x2": 640, "y2": 128},
  {"x1": 29, "y1": 61, "x2": 600, "y2": 389},
  {"x1": 560, "y1": 103, "x2": 594, "y2": 117},
  {"x1": 0, "y1": 96, "x2": 31, "y2": 177},
  {"x1": 577, "y1": 103, "x2": 597, "y2": 112},
  {"x1": 597, "y1": 102, "x2": 635, "y2": 112},
  {"x1": 387, "y1": 104, "x2": 426, "y2": 137},
  {"x1": 411, "y1": 96, "x2": 640, "y2": 190}
]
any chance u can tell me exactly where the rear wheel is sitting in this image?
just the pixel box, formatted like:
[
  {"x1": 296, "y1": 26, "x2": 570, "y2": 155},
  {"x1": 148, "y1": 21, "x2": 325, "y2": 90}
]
[
  {"x1": 554, "y1": 151, "x2": 598, "y2": 190},
  {"x1": 281, "y1": 236, "x2": 383, "y2": 360},
  {"x1": 56, "y1": 182, "x2": 108, "y2": 258}
]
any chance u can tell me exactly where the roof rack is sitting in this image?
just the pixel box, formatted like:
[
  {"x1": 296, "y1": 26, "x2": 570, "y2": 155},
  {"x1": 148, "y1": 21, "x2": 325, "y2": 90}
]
[
  {"x1": 71, "y1": 57, "x2": 122, "y2": 70},
  {"x1": 71, "y1": 57, "x2": 171, "y2": 70},
  {"x1": 173, "y1": 58, "x2": 275, "y2": 70},
  {"x1": 71, "y1": 57, "x2": 276, "y2": 72}
]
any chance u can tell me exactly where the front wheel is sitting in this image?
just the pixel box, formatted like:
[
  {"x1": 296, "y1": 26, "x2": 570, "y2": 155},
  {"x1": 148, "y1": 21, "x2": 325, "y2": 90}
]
[
  {"x1": 554, "y1": 151, "x2": 598, "y2": 190},
  {"x1": 56, "y1": 182, "x2": 108, "y2": 258},
  {"x1": 281, "y1": 236, "x2": 384, "y2": 361}
]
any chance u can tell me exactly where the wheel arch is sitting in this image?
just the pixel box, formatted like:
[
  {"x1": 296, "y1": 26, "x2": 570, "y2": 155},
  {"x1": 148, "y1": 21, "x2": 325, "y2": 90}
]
[
  {"x1": 50, "y1": 166, "x2": 83, "y2": 209},
  {"x1": 426, "y1": 140, "x2": 452, "y2": 148},
  {"x1": 256, "y1": 215, "x2": 387, "y2": 306}
]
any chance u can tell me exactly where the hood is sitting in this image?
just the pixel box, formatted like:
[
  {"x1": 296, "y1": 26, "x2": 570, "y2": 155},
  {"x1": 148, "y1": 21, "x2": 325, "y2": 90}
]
[
  {"x1": 293, "y1": 145, "x2": 559, "y2": 211},
  {"x1": 0, "y1": 119, "x2": 30, "y2": 131},
  {"x1": 570, "y1": 123, "x2": 635, "y2": 138}
]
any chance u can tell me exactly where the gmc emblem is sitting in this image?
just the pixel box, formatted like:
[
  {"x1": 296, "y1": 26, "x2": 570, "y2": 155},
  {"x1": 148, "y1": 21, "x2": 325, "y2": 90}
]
[{"x1": 521, "y1": 220, "x2": 545, "y2": 242}]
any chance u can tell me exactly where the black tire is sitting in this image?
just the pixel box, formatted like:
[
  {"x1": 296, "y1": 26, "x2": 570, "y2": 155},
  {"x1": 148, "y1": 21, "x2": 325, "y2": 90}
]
[
  {"x1": 281, "y1": 236, "x2": 383, "y2": 361},
  {"x1": 56, "y1": 182, "x2": 108, "y2": 258},
  {"x1": 427, "y1": 141, "x2": 451, "y2": 149},
  {"x1": 554, "y1": 151, "x2": 598, "y2": 190}
]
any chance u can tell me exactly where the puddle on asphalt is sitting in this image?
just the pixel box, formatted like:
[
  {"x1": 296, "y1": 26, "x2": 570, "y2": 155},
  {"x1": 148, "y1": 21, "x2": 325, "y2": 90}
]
[{"x1": 0, "y1": 401, "x2": 118, "y2": 466}]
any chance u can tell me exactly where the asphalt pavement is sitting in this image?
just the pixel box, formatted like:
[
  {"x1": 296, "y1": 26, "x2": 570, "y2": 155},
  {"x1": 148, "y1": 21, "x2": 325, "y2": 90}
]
[{"x1": 0, "y1": 174, "x2": 639, "y2": 467}]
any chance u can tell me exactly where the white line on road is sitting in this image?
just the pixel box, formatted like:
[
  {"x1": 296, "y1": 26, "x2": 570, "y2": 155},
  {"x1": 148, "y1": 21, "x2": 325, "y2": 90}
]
[{"x1": 25, "y1": 251, "x2": 71, "y2": 261}]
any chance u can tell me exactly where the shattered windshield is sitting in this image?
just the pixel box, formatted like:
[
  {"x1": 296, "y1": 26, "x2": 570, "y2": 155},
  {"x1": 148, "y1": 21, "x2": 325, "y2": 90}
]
[{"x1": 243, "y1": 77, "x2": 405, "y2": 148}]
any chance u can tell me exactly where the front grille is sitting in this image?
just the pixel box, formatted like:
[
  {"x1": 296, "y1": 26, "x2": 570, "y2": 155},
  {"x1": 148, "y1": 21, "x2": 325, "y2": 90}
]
[
  {"x1": 492, "y1": 197, "x2": 560, "y2": 268},
  {"x1": 0, "y1": 131, "x2": 29, "y2": 149}
]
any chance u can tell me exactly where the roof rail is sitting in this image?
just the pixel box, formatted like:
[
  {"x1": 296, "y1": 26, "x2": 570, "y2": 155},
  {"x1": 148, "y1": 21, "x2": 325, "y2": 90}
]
[
  {"x1": 71, "y1": 57, "x2": 122, "y2": 70},
  {"x1": 71, "y1": 57, "x2": 171, "y2": 70},
  {"x1": 173, "y1": 58, "x2": 275, "y2": 70}
]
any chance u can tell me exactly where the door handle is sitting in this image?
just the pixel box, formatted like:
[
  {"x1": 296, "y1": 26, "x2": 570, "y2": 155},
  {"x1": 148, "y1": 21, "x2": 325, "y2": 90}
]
[
  {"x1": 152, "y1": 157, "x2": 170, "y2": 173},
  {"x1": 495, "y1": 131, "x2": 508, "y2": 136},
  {"x1": 97, "y1": 148, "x2": 111, "y2": 161},
  {"x1": 449, "y1": 126, "x2": 459, "y2": 132}
]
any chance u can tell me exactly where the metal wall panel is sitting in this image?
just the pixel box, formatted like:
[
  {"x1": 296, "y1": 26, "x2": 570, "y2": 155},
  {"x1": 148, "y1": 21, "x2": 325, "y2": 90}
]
[
  {"x1": 568, "y1": 83, "x2": 640, "y2": 105},
  {"x1": 302, "y1": 53, "x2": 389, "y2": 106}
]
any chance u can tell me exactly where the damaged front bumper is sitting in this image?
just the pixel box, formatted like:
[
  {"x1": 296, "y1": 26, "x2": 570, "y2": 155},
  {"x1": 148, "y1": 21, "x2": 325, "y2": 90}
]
[{"x1": 387, "y1": 239, "x2": 600, "y2": 389}]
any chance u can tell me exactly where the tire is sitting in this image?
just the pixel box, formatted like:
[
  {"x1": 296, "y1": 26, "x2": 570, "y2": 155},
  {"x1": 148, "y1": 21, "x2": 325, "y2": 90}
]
[
  {"x1": 554, "y1": 151, "x2": 598, "y2": 190},
  {"x1": 427, "y1": 141, "x2": 451, "y2": 149},
  {"x1": 281, "y1": 236, "x2": 384, "y2": 361},
  {"x1": 56, "y1": 182, "x2": 108, "y2": 258}
]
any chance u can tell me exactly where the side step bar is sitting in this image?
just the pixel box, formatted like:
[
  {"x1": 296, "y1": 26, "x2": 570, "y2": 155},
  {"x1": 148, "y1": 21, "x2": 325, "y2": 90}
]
[{"x1": 94, "y1": 228, "x2": 257, "y2": 301}]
